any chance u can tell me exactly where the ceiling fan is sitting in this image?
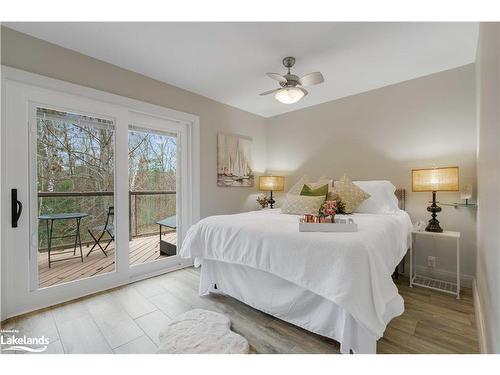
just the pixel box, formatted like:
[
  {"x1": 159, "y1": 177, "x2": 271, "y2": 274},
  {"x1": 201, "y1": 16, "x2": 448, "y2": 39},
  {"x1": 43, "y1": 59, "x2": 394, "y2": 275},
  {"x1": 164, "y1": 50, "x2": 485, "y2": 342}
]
[{"x1": 259, "y1": 56, "x2": 324, "y2": 104}]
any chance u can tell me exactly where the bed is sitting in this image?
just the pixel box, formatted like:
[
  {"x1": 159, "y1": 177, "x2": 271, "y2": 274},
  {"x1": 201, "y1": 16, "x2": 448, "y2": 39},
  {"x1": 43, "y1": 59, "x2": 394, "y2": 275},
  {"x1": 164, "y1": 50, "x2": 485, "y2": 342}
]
[{"x1": 179, "y1": 187, "x2": 412, "y2": 354}]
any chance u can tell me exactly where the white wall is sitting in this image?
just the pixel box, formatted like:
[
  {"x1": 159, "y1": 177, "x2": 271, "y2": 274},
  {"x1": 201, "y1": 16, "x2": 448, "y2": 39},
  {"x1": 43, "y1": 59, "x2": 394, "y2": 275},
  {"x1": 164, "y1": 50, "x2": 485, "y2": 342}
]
[
  {"x1": 266, "y1": 65, "x2": 477, "y2": 284},
  {"x1": 1, "y1": 26, "x2": 267, "y2": 218},
  {"x1": 476, "y1": 22, "x2": 500, "y2": 354}
]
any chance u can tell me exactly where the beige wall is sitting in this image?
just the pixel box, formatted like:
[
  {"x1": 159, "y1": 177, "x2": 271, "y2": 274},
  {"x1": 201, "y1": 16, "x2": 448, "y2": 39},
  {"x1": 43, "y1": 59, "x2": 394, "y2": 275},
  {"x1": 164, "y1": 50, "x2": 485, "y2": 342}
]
[
  {"x1": 266, "y1": 65, "x2": 478, "y2": 283},
  {"x1": 1, "y1": 26, "x2": 268, "y2": 218},
  {"x1": 476, "y1": 22, "x2": 500, "y2": 353}
]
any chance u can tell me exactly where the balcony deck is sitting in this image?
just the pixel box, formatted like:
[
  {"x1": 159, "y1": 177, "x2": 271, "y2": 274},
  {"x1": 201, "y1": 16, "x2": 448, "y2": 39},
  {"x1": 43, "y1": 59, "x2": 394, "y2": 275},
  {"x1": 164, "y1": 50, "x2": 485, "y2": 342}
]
[{"x1": 38, "y1": 231, "x2": 176, "y2": 288}]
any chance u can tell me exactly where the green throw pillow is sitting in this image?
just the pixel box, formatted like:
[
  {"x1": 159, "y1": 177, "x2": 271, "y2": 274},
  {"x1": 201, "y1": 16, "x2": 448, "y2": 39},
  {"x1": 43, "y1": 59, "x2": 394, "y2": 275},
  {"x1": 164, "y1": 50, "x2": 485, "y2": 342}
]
[{"x1": 300, "y1": 183, "x2": 329, "y2": 199}]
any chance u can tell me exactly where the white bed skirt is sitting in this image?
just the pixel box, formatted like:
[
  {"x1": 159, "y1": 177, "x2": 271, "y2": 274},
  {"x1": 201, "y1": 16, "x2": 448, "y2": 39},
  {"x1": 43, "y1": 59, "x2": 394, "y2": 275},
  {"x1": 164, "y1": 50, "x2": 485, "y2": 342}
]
[{"x1": 199, "y1": 259, "x2": 399, "y2": 354}]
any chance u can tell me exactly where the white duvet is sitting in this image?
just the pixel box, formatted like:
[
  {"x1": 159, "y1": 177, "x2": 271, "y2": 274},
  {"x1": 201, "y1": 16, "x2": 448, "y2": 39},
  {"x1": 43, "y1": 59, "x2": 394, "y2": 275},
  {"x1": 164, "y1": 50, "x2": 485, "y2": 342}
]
[{"x1": 179, "y1": 209, "x2": 412, "y2": 338}]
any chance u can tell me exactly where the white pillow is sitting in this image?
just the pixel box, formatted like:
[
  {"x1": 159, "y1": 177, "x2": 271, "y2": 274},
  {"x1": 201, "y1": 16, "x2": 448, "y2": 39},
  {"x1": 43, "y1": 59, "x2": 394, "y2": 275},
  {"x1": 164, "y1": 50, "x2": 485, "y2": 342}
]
[
  {"x1": 281, "y1": 194, "x2": 325, "y2": 215},
  {"x1": 353, "y1": 180, "x2": 400, "y2": 214}
]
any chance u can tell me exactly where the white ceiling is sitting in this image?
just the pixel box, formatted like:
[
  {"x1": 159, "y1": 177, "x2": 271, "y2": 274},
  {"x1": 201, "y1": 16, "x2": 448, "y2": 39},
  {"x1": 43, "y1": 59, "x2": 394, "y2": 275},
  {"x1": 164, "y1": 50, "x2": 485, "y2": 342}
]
[{"x1": 5, "y1": 22, "x2": 478, "y2": 118}]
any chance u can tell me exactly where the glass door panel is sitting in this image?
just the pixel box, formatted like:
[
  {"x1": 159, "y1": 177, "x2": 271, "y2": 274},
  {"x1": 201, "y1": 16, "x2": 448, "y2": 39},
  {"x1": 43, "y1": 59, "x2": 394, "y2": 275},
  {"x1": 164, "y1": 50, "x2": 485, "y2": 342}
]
[
  {"x1": 36, "y1": 107, "x2": 115, "y2": 288},
  {"x1": 128, "y1": 126, "x2": 177, "y2": 266},
  {"x1": 2, "y1": 75, "x2": 195, "y2": 320}
]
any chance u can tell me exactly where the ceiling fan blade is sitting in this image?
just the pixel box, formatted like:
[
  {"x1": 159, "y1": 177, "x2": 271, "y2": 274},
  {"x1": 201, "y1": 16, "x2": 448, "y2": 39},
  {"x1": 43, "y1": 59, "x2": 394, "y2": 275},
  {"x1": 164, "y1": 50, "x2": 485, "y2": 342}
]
[
  {"x1": 298, "y1": 87, "x2": 309, "y2": 97},
  {"x1": 298, "y1": 72, "x2": 324, "y2": 86},
  {"x1": 266, "y1": 73, "x2": 287, "y2": 83},
  {"x1": 259, "y1": 88, "x2": 281, "y2": 96}
]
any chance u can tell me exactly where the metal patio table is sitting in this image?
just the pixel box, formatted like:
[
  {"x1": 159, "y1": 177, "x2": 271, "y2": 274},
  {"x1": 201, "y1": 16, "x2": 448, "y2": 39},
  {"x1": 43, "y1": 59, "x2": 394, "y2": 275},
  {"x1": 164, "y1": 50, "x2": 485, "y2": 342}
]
[{"x1": 39, "y1": 212, "x2": 88, "y2": 268}]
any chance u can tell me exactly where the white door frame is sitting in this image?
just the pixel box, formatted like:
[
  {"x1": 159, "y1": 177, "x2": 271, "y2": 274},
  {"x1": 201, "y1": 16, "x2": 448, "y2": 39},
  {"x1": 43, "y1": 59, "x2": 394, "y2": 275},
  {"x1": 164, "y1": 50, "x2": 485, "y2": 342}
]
[
  {"x1": 127, "y1": 111, "x2": 189, "y2": 277},
  {"x1": 1, "y1": 66, "x2": 200, "y2": 320}
]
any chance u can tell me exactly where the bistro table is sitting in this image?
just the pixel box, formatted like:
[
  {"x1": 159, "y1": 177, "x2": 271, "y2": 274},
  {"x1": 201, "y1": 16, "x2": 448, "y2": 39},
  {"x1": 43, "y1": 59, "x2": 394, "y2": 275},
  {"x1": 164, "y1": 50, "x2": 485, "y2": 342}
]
[
  {"x1": 39, "y1": 212, "x2": 88, "y2": 268},
  {"x1": 156, "y1": 215, "x2": 177, "y2": 256}
]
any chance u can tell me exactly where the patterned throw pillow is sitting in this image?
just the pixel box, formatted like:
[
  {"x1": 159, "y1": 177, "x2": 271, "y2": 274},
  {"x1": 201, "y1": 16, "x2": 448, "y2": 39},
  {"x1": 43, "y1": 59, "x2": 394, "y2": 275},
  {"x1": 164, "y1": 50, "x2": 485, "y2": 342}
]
[
  {"x1": 300, "y1": 184, "x2": 329, "y2": 198},
  {"x1": 287, "y1": 175, "x2": 333, "y2": 195},
  {"x1": 329, "y1": 174, "x2": 370, "y2": 213},
  {"x1": 309, "y1": 176, "x2": 334, "y2": 193},
  {"x1": 281, "y1": 194, "x2": 326, "y2": 215},
  {"x1": 287, "y1": 175, "x2": 310, "y2": 195}
]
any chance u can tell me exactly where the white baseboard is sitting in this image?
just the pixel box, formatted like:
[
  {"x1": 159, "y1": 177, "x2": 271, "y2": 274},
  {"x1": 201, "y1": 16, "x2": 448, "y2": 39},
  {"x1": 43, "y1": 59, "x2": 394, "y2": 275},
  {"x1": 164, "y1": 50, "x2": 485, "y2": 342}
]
[
  {"x1": 473, "y1": 278, "x2": 489, "y2": 354},
  {"x1": 408, "y1": 265, "x2": 474, "y2": 288}
]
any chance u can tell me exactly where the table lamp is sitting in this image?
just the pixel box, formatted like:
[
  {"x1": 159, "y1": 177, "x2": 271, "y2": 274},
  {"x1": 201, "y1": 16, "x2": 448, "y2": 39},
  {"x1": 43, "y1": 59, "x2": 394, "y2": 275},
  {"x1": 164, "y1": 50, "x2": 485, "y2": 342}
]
[
  {"x1": 412, "y1": 166, "x2": 459, "y2": 232},
  {"x1": 259, "y1": 176, "x2": 285, "y2": 209}
]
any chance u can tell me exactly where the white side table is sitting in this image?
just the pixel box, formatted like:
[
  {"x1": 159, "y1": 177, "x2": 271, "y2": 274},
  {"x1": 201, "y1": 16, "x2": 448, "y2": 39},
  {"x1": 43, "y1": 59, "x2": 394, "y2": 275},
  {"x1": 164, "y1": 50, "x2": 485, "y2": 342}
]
[{"x1": 409, "y1": 230, "x2": 461, "y2": 299}]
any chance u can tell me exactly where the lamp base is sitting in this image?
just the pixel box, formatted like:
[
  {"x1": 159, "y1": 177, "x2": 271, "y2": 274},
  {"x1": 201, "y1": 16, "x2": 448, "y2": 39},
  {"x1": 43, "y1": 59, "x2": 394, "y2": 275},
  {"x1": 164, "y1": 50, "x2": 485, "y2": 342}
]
[
  {"x1": 425, "y1": 218, "x2": 443, "y2": 233},
  {"x1": 268, "y1": 190, "x2": 275, "y2": 209},
  {"x1": 425, "y1": 191, "x2": 443, "y2": 233}
]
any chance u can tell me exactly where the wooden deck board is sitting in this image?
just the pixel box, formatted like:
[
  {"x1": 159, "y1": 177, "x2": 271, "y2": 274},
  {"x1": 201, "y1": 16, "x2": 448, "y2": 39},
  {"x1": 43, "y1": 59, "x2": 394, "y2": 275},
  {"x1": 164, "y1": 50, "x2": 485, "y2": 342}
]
[{"x1": 37, "y1": 232, "x2": 176, "y2": 288}]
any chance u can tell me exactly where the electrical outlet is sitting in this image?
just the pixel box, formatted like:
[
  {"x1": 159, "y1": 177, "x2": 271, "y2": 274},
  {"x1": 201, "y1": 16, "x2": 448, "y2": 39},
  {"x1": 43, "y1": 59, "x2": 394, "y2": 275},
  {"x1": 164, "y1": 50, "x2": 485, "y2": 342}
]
[{"x1": 427, "y1": 256, "x2": 437, "y2": 268}]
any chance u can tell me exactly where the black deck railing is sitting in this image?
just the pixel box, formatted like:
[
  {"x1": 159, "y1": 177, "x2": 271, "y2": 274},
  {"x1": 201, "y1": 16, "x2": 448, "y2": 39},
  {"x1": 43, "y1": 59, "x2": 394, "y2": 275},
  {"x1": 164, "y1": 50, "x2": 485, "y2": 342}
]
[{"x1": 37, "y1": 190, "x2": 176, "y2": 250}]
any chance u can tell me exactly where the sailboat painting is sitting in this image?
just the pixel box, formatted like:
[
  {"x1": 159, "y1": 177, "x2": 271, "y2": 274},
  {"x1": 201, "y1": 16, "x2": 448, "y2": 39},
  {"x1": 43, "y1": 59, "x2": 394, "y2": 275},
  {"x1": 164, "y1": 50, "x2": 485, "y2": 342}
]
[{"x1": 217, "y1": 133, "x2": 254, "y2": 187}]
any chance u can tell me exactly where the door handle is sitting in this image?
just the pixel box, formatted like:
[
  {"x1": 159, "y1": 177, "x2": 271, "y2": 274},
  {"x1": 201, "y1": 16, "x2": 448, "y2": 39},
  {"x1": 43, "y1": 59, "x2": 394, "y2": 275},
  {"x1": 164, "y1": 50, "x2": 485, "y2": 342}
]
[{"x1": 11, "y1": 188, "x2": 23, "y2": 228}]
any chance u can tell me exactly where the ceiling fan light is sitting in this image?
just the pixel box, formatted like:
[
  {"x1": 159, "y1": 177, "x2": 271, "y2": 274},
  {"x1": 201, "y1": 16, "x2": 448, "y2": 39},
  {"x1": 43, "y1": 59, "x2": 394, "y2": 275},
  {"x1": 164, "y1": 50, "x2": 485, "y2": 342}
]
[{"x1": 274, "y1": 87, "x2": 304, "y2": 104}]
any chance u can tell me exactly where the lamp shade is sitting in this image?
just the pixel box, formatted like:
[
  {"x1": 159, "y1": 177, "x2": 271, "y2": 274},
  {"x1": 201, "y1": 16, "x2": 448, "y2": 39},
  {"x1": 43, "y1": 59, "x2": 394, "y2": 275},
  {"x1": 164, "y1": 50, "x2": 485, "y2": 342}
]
[
  {"x1": 259, "y1": 176, "x2": 285, "y2": 191},
  {"x1": 412, "y1": 167, "x2": 459, "y2": 192}
]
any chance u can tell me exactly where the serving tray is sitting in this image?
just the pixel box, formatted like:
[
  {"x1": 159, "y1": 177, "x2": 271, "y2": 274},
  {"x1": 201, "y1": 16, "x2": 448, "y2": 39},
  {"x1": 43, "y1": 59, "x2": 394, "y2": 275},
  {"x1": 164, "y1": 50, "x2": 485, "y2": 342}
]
[{"x1": 299, "y1": 217, "x2": 358, "y2": 232}]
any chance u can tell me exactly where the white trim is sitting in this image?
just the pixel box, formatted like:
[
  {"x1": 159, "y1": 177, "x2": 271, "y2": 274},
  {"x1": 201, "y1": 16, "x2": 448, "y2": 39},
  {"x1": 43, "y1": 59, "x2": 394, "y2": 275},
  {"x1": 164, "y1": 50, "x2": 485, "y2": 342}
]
[
  {"x1": 0, "y1": 66, "x2": 200, "y2": 320},
  {"x1": 1, "y1": 66, "x2": 199, "y2": 125},
  {"x1": 473, "y1": 278, "x2": 489, "y2": 353},
  {"x1": 0, "y1": 64, "x2": 4, "y2": 320}
]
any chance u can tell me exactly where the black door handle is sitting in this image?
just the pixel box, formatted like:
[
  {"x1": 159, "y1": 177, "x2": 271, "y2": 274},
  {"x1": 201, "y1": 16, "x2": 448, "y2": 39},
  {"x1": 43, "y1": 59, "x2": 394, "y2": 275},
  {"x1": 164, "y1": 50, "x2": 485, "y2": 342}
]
[{"x1": 11, "y1": 189, "x2": 23, "y2": 228}]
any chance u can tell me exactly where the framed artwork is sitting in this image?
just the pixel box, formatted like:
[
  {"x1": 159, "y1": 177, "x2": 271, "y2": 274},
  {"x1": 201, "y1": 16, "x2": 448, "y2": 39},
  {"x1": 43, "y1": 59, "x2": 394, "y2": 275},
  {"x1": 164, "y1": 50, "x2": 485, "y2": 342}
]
[{"x1": 217, "y1": 133, "x2": 254, "y2": 187}]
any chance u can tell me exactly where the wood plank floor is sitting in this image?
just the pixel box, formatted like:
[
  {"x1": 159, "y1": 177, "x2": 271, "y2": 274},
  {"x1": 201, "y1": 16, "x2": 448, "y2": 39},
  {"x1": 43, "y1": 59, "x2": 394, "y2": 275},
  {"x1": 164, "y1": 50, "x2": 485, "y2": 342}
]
[
  {"x1": 1, "y1": 267, "x2": 479, "y2": 354},
  {"x1": 38, "y1": 232, "x2": 176, "y2": 288}
]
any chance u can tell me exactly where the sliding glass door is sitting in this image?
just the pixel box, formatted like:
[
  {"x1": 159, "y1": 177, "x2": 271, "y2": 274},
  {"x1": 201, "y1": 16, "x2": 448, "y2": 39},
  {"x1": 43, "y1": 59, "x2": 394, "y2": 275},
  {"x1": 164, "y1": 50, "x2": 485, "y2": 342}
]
[
  {"x1": 1, "y1": 70, "x2": 198, "y2": 320},
  {"x1": 35, "y1": 108, "x2": 116, "y2": 288},
  {"x1": 127, "y1": 112, "x2": 184, "y2": 274}
]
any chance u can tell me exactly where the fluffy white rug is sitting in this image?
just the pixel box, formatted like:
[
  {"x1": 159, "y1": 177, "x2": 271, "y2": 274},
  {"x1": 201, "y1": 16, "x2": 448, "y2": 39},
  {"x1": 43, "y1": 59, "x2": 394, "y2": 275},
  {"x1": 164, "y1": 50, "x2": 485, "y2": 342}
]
[{"x1": 157, "y1": 309, "x2": 249, "y2": 354}]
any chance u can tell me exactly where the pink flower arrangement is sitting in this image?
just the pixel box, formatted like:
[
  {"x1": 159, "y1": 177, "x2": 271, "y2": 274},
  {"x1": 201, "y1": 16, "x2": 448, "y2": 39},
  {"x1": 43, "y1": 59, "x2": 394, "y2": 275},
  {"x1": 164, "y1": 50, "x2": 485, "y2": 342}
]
[{"x1": 319, "y1": 200, "x2": 337, "y2": 217}]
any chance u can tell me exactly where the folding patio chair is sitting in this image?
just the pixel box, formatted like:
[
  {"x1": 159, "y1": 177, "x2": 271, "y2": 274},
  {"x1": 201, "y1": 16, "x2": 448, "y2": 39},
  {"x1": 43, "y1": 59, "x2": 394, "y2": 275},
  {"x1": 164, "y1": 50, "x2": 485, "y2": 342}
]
[{"x1": 87, "y1": 206, "x2": 114, "y2": 257}]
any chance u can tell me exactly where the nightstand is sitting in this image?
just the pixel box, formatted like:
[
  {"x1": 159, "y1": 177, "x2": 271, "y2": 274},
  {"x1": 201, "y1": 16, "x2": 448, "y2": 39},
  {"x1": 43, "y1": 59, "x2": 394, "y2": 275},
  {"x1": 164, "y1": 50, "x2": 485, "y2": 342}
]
[{"x1": 409, "y1": 230, "x2": 461, "y2": 299}]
